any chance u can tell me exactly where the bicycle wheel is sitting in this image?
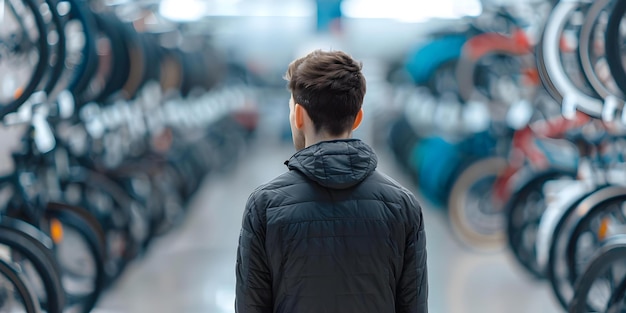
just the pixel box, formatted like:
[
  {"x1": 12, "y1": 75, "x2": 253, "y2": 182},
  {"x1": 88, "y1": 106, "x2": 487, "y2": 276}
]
[
  {"x1": 38, "y1": 0, "x2": 67, "y2": 96},
  {"x1": 387, "y1": 115, "x2": 420, "y2": 171},
  {"x1": 3, "y1": 187, "x2": 106, "y2": 312},
  {"x1": 0, "y1": 258, "x2": 41, "y2": 313},
  {"x1": 404, "y1": 34, "x2": 468, "y2": 87},
  {"x1": 105, "y1": 169, "x2": 158, "y2": 247},
  {"x1": 138, "y1": 34, "x2": 160, "y2": 87},
  {"x1": 565, "y1": 187, "x2": 626, "y2": 307},
  {"x1": 541, "y1": 0, "x2": 605, "y2": 117},
  {"x1": 56, "y1": 0, "x2": 98, "y2": 101},
  {"x1": 569, "y1": 235, "x2": 626, "y2": 313},
  {"x1": 118, "y1": 20, "x2": 145, "y2": 101},
  {"x1": 96, "y1": 14, "x2": 131, "y2": 103},
  {"x1": 76, "y1": 13, "x2": 126, "y2": 105},
  {"x1": 148, "y1": 163, "x2": 185, "y2": 237},
  {"x1": 163, "y1": 145, "x2": 201, "y2": 201},
  {"x1": 45, "y1": 203, "x2": 106, "y2": 313},
  {"x1": 0, "y1": 0, "x2": 49, "y2": 117},
  {"x1": 536, "y1": 31, "x2": 563, "y2": 105},
  {"x1": 201, "y1": 115, "x2": 248, "y2": 175},
  {"x1": 607, "y1": 273, "x2": 626, "y2": 313},
  {"x1": 0, "y1": 218, "x2": 65, "y2": 313},
  {"x1": 457, "y1": 31, "x2": 533, "y2": 106},
  {"x1": 605, "y1": 0, "x2": 626, "y2": 96},
  {"x1": 60, "y1": 170, "x2": 142, "y2": 282},
  {"x1": 448, "y1": 157, "x2": 508, "y2": 251},
  {"x1": 578, "y1": 0, "x2": 624, "y2": 102},
  {"x1": 545, "y1": 185, "x2": 607, "y2": 309},
  {"x1": 414, "y1": 136, "x2": 463, "y2": 208},
  {"x1": 505, "y1": 168, "x2": 577, "y2": 279}
]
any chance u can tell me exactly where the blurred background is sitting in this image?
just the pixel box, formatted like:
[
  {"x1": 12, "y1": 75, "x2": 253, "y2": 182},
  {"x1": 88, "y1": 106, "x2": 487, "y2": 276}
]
[{"x1": 2, "y1": 0, "x2": 626, "y2": 312}]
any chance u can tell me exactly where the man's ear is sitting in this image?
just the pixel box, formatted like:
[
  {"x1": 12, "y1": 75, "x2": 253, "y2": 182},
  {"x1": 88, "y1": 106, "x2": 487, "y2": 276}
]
[
  {"x1": 294, "y1": 104, "x2": 306, "y2": 130},
  {"x1": 352, "y1": 109, "x2": 364, "y2": 130}
]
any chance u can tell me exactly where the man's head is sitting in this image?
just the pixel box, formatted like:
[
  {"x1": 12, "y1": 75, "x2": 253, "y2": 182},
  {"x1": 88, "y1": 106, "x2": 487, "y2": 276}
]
[{"x1": 284, "y1": 50, "x2": 366, "y2": 150}]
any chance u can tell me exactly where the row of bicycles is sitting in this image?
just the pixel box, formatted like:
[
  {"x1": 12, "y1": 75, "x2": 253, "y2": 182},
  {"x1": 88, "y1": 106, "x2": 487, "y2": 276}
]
[
  {"x1": 0, "y1": 0, "x2": 259, "y2": 312},
  {"x1": 384, "y1": 0, "x2": 626, "y2": 311}
]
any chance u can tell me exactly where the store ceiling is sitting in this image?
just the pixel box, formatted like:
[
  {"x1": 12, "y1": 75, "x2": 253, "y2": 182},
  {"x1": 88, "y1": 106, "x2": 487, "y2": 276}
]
[{"x1": 146, "y1": 0, "x2": 543, "y2": 78}]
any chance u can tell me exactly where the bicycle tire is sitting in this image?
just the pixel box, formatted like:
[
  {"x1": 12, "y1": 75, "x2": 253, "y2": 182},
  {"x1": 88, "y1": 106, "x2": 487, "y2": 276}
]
[
  {"x1": 457, "y1": 32, "x2": 531, "y2": 103},
  {"x1": 3, "y1": 189, "x2": 106, "y2": 311},
  {"x1": 45, "y1": 204, "x2": 106, "y2": 312},
  {"x1": 165, "y1": 145, "x2": 203, "y2": 200},
  {"x1": 64, "y1": 0, "x2": 98, "y2": 99},
  {"x1": 0, "y1": 219, "x2": 65, "y2": 313},
  {"x1": 546, "y1": 185, "x2": 608, "y2": 310},
  {"x1": 605, "y1": 0, "x2": 626, "y2": 96},
  {"x1": 106, "y1": 171, "x2": 157, "y2": 248},
  {"x1": 607, "y1": 270, "x2": 626, "y2": 313},
  {"x1": 139, "y1": 34, "x2": 160, "y2": 86},
  {"x1": 568, "y1": 235, "x2": 626, "y2": 313},
  {"x1": 100, "y1": 14, "x2": 132, "y2": 102},
  {"x1": 150, "y1": 165, "x2": 186, "y2": 236},
  {"x1": 118, "y1": 21, "x2": 146, "y2": 100},
  {"x1": 541, "y1": 0, "x2": 604, "y2": 118},
  {"x1": 578, "y1": 0, "x2": 624, "y2": 101},
  {"x1": 0, "y1": 0, "x2": 49, "y2": 118},
  {"x1": 536, "y1": 32, "x2": 563, "y2": 104},
  {"x1": 46, "y1": 202, "x2": 105, "y2": 257},
  {"x1": 414, "y1": 136, "x2": 463, "y2": 207},
  {"x1": 388, "y1": 115, "x2": 421, "y2": 171},
  {"x1": 85, "y1": 170, "x2": 149, "y2": 251},
  {"x1": 40, "y1": 0, "x2": 67, "y2": 95},
  {"x1": 202, "y1": 115, "x2": 248, "y2": 174},
  {"x1": 505, "y1": 168, "x2": 577, "y2": 279},
  {"x1": 448, "y1": 157, "x2": 508, "y2": 251},
  {"x1": 0, "y1": 258, "x2": 41, "y2": 313},
  {"x1": 565, "y1": 187, "x2": 626, "y2": 295},
  {"x1": 60, "y1": 170, "x2": 141, "y2": 282},
  {"x1": 79, "y1": 13, "x2": 127, "y2": 105},
  {"x1": 425, "y1": 59, "x2": 461, "y2": 99},
  {"x1": 404, "y1": 34, "x2": 468, "y2": 86}
]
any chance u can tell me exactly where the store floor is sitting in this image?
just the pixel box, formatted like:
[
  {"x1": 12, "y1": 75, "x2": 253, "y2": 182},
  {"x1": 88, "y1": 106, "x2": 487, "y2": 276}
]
[{"x1": 93, "y1": 136, "x2": 564, "y2": 313}]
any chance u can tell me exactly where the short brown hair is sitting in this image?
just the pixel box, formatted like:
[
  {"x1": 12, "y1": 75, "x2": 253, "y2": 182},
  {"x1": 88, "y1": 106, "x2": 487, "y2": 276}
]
[{"x1": 285, "y1": 50, "x2": 366, "y2": 135}]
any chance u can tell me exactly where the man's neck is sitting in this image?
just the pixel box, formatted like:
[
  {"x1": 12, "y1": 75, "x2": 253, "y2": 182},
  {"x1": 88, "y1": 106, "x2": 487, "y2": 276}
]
[{"x1": 305, "y1": 131, "x2": 352, "y2": 148}]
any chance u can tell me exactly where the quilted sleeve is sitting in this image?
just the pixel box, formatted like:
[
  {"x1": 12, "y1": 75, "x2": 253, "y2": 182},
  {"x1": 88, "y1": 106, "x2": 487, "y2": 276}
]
[
  {"x1": 235, "y1": 194, "x2": 273, "y2": 313},
  {"x1": 396, "y1": 197, "x2": 429, "y2": 313}
]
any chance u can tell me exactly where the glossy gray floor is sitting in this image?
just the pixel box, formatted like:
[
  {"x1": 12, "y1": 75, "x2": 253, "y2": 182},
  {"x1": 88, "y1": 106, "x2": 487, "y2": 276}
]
[{"x1": 90, "y1": 132, "x2": 564, "y2": 313}]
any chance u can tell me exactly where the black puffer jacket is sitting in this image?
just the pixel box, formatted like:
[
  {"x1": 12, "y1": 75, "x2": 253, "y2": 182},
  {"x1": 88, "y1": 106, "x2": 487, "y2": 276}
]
[{"x1": 236, "y1": 139, "x2": 428, "y2": 313}]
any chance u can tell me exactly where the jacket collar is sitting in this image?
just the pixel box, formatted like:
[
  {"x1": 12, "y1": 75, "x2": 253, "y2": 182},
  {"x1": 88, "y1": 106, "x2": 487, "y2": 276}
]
[{"x1": 285, "y1": 139, "x2": 378, "y2": 189}]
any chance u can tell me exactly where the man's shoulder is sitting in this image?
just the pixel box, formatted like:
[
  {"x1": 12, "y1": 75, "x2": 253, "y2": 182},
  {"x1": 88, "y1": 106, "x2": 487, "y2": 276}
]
[
  {"x1": 359, "y1": 170, "x2": 423, "y2": 216},
  {"x1": 365, "y1": 170, "x2": 416, "y2": 199},
  {"x1": 245, "y1": 170, "x2": 311, "y2": 214},
  {"x1": 248, "y1": 170, "x2": 307, "y2": 200},
  {"x1": 256, "y1": 170, "x2": 306, "y2": 191},
  {"x1": 364, "y1": 171, "x2": 424, "y2": 225}
]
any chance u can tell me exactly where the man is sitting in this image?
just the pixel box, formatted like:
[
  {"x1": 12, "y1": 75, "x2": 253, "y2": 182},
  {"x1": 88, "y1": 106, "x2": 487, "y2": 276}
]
[{"x1": 235, "y1": 50, "x2": 428, "y2": 313}]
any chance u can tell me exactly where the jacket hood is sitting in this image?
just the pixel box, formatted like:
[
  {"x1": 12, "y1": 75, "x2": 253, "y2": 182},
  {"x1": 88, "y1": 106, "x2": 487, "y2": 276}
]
[{"x1": 285, "y1": 139, "x2": 378, "y2": 189}]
